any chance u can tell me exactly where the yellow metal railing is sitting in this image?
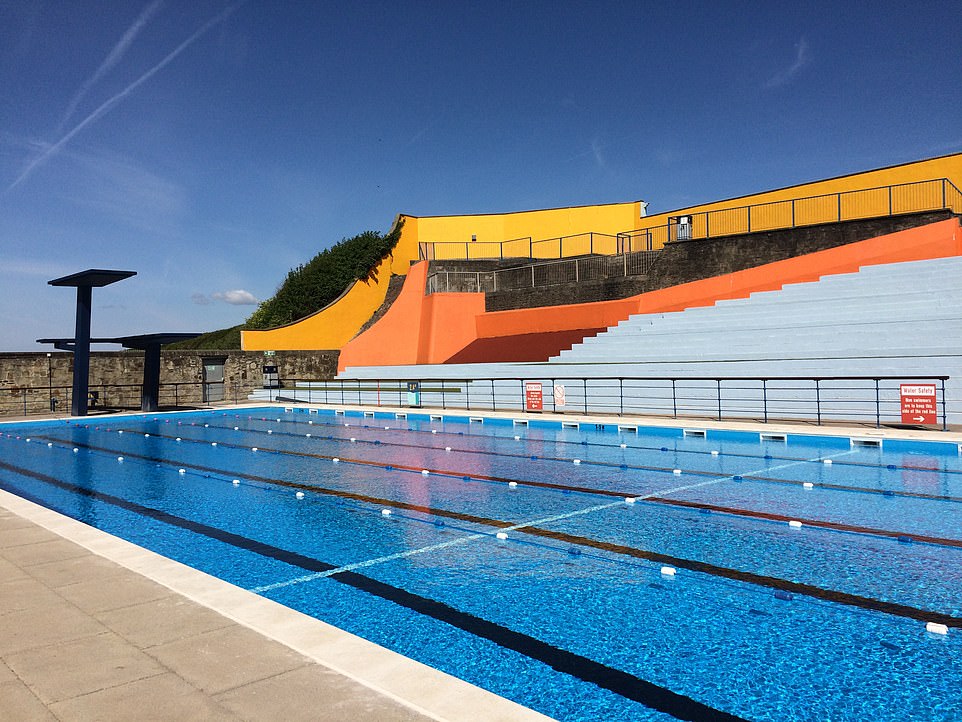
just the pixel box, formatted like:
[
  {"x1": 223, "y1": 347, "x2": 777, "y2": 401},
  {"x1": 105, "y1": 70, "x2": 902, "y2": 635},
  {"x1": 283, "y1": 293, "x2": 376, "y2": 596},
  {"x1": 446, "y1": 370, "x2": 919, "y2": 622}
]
[
  {"x1": 618, "y1": 177, "x2": 962, "y2": 252},
  {"x1": 418, "y1": 178, "x2": 962, "y2": 260}
]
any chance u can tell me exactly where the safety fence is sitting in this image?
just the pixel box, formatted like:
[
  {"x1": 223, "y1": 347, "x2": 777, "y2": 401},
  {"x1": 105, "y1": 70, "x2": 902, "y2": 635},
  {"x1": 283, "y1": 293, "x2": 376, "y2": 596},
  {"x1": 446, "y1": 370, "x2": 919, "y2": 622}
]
[
  {"x1": 416, "y1": 178, "x2": 962, "y2": 261},
  {"x1": 425, "y1": 250, "x2": 660, "y2": 294},
  {"x1": 0, "y1": 381, "x2": 244, "y2": 418},
  {"x1": 259, "y1": 375, "x2": 952, "y2": 429},
  {"x1": 618, "y1": 177, "x2": 962, "y2": 252}
]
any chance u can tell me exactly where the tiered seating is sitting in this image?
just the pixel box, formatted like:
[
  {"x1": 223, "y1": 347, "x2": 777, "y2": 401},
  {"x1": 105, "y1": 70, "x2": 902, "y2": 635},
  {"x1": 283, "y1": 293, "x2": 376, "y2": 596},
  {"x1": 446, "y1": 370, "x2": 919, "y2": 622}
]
[
  {"x1": 321, "y1": 255, "x2": 962, "y2": 424},
  {"x1": 554, "y1": 256, "x2": 962, "y2": 365}
]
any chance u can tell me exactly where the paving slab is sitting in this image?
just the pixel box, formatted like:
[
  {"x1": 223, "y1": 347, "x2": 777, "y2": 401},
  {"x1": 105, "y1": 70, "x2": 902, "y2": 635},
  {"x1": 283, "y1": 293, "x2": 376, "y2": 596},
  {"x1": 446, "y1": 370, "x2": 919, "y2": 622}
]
[
  {"x1": 48, "y1": 672, "x2": 239, "y2": 722},
  {"x1": 5, "y1": 631, "x2": 166, "y2": 704},
  {"x1": 24, "y1": 550, "x2": 133, "y2": 588},
  {"x1": 55, "y1": 571, "x2": 172, "y2": 614},
  {"x1": 213, "y1": 664, "x2": 427, "y2": 722},
  {"x1": 147, "y1": 624, "x2": 311, "y2": 695},
  {"x1": 95, "y1": 594, "x2": 235, "y2": 649},
  {"x1": 0, "y1": 679, "x2": 58, "y2": 721}
]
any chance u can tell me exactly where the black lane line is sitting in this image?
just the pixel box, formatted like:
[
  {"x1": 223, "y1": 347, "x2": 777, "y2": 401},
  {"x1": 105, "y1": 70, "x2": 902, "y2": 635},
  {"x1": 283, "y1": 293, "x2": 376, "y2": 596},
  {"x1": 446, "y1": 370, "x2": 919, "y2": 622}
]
[
  {"x1": 176, "y1": 422, "x2": 962, "y2": 505},
  {"x1": 19, "y1": 441, "x2": 962, "y2": 629},
  {"x1": 69, "y1": 431, "x2": 962, "y2": 550},
  {"x1": 0, "y1": 460, "x2": 745, "y2": 722},
  {"x1": 648, "y1": 497, "x2": 962, "y2": 549},
  {"x1": 236, "y1": 413, "x2": 962, "y2": 475}
]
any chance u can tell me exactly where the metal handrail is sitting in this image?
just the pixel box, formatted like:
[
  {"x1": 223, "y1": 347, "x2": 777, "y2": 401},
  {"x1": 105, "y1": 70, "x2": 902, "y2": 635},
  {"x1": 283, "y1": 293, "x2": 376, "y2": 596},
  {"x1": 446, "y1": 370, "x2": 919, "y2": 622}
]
[
  {"x1": 417, "y1": 178, "x2": 962, "y2": 261},
  {"x1": 424, "y1": 250, "x2": 660, "y2": 294},
  {"x1": 265, "y1": 375, "x2": 952, "y2": 430},
  {"x1": 618, "y1": 177, "x2": 962, "y2": 251}
]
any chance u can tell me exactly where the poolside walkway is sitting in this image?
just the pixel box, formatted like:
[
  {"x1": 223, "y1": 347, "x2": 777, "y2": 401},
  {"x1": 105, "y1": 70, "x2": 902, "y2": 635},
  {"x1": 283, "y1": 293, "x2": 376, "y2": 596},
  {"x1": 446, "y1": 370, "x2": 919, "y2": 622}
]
[{"x1": 0, "y1": 508, "x2": 431, "y2": 721}]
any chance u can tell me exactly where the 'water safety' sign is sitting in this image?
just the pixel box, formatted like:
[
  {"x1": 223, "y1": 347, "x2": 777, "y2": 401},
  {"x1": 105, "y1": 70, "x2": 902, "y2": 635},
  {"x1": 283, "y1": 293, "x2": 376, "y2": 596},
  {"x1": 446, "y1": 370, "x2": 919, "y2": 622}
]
[
  {"x1": 900, "y1": 384, "x2": 937, "y2": 425},
  {"x1": 525, "y1": 382, "x2": 543, "y2": 412},
  {"x1": 554, "y1": 384, "x2": 566, "y2": 408}
]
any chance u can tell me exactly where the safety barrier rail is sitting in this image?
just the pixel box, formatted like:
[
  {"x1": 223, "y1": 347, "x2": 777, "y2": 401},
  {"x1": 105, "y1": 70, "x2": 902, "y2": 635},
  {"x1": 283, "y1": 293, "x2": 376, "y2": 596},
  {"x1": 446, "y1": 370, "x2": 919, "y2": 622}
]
[
  {"x1": 0, "y1": 381, "x2": 245, "y2": 417},
  {"x1": 618, "y1": 177, "x2": 962, "y2": 251},
  {"x1": 262, "y1": 375, "x2": 951, "y2": 430},
  {"x1": 425, "y1": 250, "x2": 660, "y2": 294},
  {"x1": 416, "y1": 178, "x2": 962, "y2": 261},
  {"x1": 419, "y1": 233, "x2": 621, "y2": 261}
]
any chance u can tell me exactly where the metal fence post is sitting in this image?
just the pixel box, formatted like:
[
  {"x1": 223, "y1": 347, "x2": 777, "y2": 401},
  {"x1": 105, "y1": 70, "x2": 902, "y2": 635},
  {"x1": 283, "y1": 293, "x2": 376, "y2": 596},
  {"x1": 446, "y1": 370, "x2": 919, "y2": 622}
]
[
  {"x1": 672, "y1": 379, "x2": 677, "y2": 418},
  {"x1": 941, "y1": 378, "x2": 948, "y2": 431},
  {"x1": 717, "y1": 380, "x2": 722, "y2": 421},
  {"x1": 491, "y1": 379, "x2": 496, "y2": 411},
  {"x1": 875, "y1": 379, "x2": 881, "y2": 428},
  {"x1": 619, "y1": 378, "x2": 624, "y2": 416},
  {"x1": 583, "y1": 378, "x2": 588, "y2": 415},
  {"x1": 815, "y1": 379, "x2": 821, "y2": 425},
  {"x1": 762, "y1": 379, "x2": 768, "y2": 423}
]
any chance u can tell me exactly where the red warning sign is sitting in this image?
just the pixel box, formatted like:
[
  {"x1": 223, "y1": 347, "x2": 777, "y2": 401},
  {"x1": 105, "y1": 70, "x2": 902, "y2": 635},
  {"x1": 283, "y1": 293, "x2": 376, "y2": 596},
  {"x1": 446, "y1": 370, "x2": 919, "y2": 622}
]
[
  {"x1": 900, "y1": 384, "x2": 937, "y2": 425},
  {"x1": 525, "y1": 382, "x2": 543, "y2": 412}
]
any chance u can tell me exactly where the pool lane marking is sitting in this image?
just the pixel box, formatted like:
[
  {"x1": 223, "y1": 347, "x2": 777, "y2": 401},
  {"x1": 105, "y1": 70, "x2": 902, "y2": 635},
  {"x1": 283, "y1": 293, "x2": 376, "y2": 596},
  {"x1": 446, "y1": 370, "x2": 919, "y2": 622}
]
[
  {"x1": 0, "y1": 461, "x2": 746, "y2": 722},
  {"x1": 255, "y1": 452, "x2": 858, "y2": 592},
  {"x1": 32, "y1": 435, "x2": 962, "y2": 550},
  {"x1": 233, "y1": 414, "x2": 962, "y2": 475},
  {"x1": 2, "y1": 455, "x2": 961, "y2": 630},
  {"x1": 123, "y1": 422, "x2": 962, "y2": 505}
]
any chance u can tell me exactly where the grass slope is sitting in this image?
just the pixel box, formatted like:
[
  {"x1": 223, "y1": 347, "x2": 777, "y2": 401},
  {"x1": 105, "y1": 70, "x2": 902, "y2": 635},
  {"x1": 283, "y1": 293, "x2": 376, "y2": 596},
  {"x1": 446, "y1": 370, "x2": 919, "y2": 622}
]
[{"x1": 169, "y1": 222, "x2": 403, "y2": 350}]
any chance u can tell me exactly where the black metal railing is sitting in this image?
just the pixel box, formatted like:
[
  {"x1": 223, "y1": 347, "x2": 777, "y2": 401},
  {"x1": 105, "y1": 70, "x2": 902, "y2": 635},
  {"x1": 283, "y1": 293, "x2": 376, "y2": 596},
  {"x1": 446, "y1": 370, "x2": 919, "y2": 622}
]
[
  {"x1": 0, "y1": 381, "x2": 245, "y2": 418},
  {"x1": 425, "y1": 250, "x2": 660, "y2": 294},
  {"x1": 416, "y1": 178, "x2": 962, "y2": 261},
  {"x1": 259, "y1": 375, "x2": 952, "y2": 430}
]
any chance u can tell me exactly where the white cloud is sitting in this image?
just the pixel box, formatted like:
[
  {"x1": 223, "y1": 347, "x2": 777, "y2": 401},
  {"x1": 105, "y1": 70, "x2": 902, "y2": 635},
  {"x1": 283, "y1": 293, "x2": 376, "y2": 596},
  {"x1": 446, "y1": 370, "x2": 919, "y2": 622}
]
[
  {"x1": 211, "y1": 289, "x2": 258, "y2": 305},
  {"x1": 765, "y1": 37, "x2": 811, "y2": 89}
]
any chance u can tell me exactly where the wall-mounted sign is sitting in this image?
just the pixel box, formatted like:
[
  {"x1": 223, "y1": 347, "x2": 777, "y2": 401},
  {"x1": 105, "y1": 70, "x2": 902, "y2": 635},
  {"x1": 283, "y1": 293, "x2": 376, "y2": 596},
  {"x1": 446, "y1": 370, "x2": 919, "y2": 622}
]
[
  {"x1": 525, "y1": 382, "x2": 543, "y2": 412},
  {"x1": 900, "y1": 384, "x2": 937, "y2": 425}
]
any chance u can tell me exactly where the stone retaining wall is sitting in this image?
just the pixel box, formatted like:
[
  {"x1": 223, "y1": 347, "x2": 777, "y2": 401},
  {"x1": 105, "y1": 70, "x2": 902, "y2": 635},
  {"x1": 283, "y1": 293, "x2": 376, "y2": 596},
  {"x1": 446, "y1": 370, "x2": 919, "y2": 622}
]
[{"x1": 0, "y1": 349, "x2": 338, "y2": 417}]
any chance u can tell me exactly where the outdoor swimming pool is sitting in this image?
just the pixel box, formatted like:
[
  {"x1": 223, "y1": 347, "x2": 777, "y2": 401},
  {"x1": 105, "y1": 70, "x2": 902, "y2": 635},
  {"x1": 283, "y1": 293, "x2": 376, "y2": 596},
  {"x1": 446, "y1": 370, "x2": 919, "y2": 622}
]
[{"x1": 1, "y1": 407, "x2": 960, "y2": 721}]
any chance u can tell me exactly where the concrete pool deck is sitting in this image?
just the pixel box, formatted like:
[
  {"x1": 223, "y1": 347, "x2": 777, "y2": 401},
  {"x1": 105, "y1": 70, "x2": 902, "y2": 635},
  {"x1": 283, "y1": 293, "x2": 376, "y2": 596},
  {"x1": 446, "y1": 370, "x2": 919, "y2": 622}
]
[{"x1": 0, "y1": 490, "x2": 552, "y2": 722}]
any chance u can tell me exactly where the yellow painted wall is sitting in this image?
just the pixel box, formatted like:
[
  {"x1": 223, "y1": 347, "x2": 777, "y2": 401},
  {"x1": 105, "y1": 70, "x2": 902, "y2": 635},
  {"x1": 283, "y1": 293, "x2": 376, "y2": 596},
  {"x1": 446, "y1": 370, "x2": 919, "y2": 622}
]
[
  {"x1": 416, "y1": 201, "x2": 644, "y2": 259},
  {"x1": 242, "y1": 215, "x2": 422, "y2": 351},
  {"x1": 629, "y1": 152, "x2": 962, "y2": 248},
  {"x1": 241, "y1": 201, "x2": 645, "y2": 350}
]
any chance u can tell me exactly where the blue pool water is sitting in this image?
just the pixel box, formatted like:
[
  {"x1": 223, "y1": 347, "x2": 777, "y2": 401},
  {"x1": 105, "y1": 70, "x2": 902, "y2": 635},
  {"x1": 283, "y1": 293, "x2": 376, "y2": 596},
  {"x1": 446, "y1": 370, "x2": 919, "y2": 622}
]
[{"x1": 1, "y1": 407, "x2": 960, "y2": 721}]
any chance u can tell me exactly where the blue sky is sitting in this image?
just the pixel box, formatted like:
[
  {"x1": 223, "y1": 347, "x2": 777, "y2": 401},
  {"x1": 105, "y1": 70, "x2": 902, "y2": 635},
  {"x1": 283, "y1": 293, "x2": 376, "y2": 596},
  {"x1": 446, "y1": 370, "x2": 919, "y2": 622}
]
[{"x1": 1, "y1": 1, "x2": 960, "y2": 351}]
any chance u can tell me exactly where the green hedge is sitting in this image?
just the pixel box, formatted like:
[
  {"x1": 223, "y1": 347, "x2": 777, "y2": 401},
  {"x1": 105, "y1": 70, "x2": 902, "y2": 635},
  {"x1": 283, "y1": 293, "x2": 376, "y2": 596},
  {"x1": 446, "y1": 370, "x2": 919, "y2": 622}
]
[
  {"x1": 169, "y1": 222, "x2": 403, "y2": 350},
  {"x1": 246, "y1": 222, "x2": 403, "y2": 330}
]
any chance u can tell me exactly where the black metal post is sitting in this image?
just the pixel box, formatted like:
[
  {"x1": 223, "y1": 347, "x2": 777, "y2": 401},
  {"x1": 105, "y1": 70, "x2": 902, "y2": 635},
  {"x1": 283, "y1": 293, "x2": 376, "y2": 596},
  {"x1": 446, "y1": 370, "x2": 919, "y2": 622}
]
[
  {"x1": 815, "y1": 379, "x2": 821, "y2": 425},
  {"x1": 941, "y1": 378, "x2": 947, "y2": 431},
  {"x1": 762, "y1": 379, "x2": 768, "y2": 423},
  {"x1": 875, "y1": 379, "x2": 881, "y2": 428},
  {"x1": 583, "y1": 379, "x2": 588, "y2": 415},
  {"x1": 141, "y1": 342, "x2": 162, "y2": 411},
  {"x1": 46, "y1": 353, "x2": 53, "y2": 412},
  {"x1": 71, "y1": 285, "x2": 92, "y2": 416},
  {"x1": 491, "y1": 379, "x2": 496, "y2": 411},
  {"x1": 717, "y1": 379, "x2": 722, "y2": 421}
]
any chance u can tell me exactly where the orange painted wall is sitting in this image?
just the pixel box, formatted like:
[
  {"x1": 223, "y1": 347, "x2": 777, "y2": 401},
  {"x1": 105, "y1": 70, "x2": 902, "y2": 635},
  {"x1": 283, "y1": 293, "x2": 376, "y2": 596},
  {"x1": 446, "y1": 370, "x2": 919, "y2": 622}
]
[{"x1": 338, "y1": 218, "x2": 962, "y2": 372}]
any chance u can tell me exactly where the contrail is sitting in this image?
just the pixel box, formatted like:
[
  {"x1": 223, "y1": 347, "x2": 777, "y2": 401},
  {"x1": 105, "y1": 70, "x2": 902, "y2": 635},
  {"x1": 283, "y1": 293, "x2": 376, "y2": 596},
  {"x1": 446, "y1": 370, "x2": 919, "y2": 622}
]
[
  {"x1": 7, "y1": 2, "x2": 241, "y2": 193},
  {"x1": 58, "y1": 0, "x2": 165, "y2": 134}
]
